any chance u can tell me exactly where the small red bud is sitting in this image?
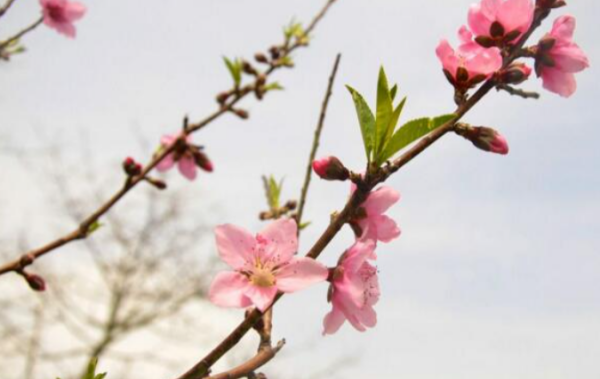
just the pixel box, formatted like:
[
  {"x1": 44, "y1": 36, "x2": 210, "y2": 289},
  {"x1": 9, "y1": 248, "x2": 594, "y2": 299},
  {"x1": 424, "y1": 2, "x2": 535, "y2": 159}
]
[
  {"x1": 123, "y1": 157, "x2": 142, "y2": 176},
  {"x1": 233, "y1": 109, "x2": 249, "y2": 119},
  {"x1": 312, "y1": 156, "x2": 350, "y2": 181},
  {"x1": 24, "y1": 272, "x2": 46, "y2": 292},
  {"x1": 500, "y1": 63, "x2": 532, "y2": 85}
]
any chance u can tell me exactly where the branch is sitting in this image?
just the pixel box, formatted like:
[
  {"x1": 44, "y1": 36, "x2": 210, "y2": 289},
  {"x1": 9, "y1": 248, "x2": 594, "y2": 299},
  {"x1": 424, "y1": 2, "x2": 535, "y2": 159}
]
[
  {"x1": 496, "y1": 83, "x2": 540, "y2": 99},
  {"x1": 0, "y1": 0, "x2": 340, "y2": 281},
  {"x1": 296, "y1": 53, "x2": 341, "y2": 230},
  {"x1": 173, "y1": 6, "x2": 553, "y2": 379},
  {"x1": 0, "y1": 0, "x2": 17, "y2": 18},
  {"x1": 206, "y1": 340, "x2": 285, "y2": 379},
  {"x1": 0, "y1": 16, "x2": 43, "y2": 50}
]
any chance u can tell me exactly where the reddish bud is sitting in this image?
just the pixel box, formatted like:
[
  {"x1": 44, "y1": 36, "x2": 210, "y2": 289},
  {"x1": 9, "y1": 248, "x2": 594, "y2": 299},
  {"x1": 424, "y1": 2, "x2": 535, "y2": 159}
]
[
  {"x1": 194, "y1": 151, "x2": 214, "y2": 172},
  {"x1": 123, "y1": 157, "x2": 142, "y2": 176},
  {"x1": 456, "y1": 125, "x2": 509, "y2": 155},
  {"x1": 24, "y1": 272, "x2": 46, "y2": 292},
  {"x1": 233, "y1": 108, "x2": 249, "y2": 119},
  {"x1": 499, "y1": 63, "x2": 532, "y2": 85},
  {"x1": 255, "y1": 53, "x2": 269, "y2": 64},
  {"x1": 312, "y1": 156, "x2": 350, "y2": 181}
]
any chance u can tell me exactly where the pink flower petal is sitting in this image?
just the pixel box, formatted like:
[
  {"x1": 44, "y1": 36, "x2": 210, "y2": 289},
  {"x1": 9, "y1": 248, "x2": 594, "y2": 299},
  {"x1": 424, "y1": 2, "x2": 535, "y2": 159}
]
[
  {"x1": 275, "y1": 257, "x2": 328, "y2": 293},
  {"x1": 178, "y1": 157, "x2": 197, "y2": 181},
  {"x1": 323, "y1": 306, "x2": 346, "y2": 335},
  {"x1": 257, "y1": 218, "x2": 298, "y2": 264},
  {"x1": 468, "y1": 3, "x2": 494, "y2": 37},
  {"x1": 542, "y1": 67, "x2": 577, "y2": 98},
  {"x1": 373, "y1": 215, "x2": 401, "y2": 243},
  {"x1": 209, "y1": 272, "x2": 252, "y2": 308},
  {"x1": 553, "y1": 44, "x2": 590, "y2": 73},
  {"x1": 156, "y1": 153, "x2": 175, "y2": 172},
  {"x1": 342, "y1": 240, "x2": 376, "y2": 273},
  {"x1": 245, "y1": 285, "x2": 278, "y2": 312},
  {"x1": 161, "y1": 134, "x2": 177, "y2": 146},
  {"x1": 364, "y1": 186, "x2": 401, "y2": 216},
  {"x1": 436, "y1": 40, "x2": 459, "y2": 77},
  {"x1": 64, "y1": 1, "x2": 86, "y2": 21},
  {"x1": 550, "y1": 15, "x2": 576, "y2": 41},
  {"x1": 498, "y1": 0, "x2": 534, "y2": 34},
  {"x1": 215, "y1": 224, "x2": 256, "y2": 270}
]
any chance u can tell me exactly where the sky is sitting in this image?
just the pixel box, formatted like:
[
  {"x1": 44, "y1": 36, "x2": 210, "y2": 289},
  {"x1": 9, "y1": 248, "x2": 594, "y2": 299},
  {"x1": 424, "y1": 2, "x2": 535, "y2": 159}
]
[{"x1": 1, "y1": 0, "x2": 600, "y2": 378}]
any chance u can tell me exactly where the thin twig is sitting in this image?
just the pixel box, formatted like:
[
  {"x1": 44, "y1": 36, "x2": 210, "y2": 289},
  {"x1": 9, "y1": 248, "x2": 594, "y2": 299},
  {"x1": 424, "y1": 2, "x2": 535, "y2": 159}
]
[
  {"x1": 206, "y1": 340, "x2": 285, "y2": 379},
  {"x1": 0, "y1": 17, "x2": 43, "y2": 50},
  {"x1": 174, "y1": 7, "x2": 552, "y2": 379},
  {"x1": 296, "y1": 53, "x2": 341, "y2": 230},
  {"x1": 497, "y1": 83, "x2": 540, "y2": 99},
  {"x1": 0, "y1": 0, "x2": 340, "y2": 280},
  {"x1": 0, "y1": 0, "x2": 18, "y2": 18}
]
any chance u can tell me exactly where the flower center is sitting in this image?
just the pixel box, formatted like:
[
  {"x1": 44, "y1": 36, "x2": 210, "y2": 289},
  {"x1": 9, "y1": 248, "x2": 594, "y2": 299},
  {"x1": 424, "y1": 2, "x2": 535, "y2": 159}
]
[
  {"x1": 47, "y1": 5, "x2": 67, "y2": 22},
  {"x1": 250, "y1": 266, "x2": 276, "y2": 287}
]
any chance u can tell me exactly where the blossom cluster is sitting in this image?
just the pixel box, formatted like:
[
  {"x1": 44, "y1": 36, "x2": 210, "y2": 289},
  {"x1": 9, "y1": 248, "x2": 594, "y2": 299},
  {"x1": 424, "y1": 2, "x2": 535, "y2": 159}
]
[
  {"x1": 207, "y1": 176, "x2": 401, "y2": 334},
  {"x1": 436, "y1": 0, "x2": 589, "y2": 98}
]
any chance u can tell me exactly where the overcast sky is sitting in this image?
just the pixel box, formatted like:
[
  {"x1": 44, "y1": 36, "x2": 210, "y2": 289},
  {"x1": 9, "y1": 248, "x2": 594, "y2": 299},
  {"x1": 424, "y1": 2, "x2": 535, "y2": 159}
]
[{"x1": 1, "y1": 0, "x2": 600, "y2": 378}]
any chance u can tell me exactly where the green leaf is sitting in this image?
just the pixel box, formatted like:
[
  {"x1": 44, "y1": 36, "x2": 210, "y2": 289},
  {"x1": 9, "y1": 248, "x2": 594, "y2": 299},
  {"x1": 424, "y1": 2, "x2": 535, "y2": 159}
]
[
  {"x1": 223, "y1": 57, "x2": 242, "y2": 87},
  {"x1": 264, "y1": 82, "x2": 284, "y2": 91},
  {"x1": 390, "y1": 84, "x2": 398, "y2": 102},
  {"x1": 376, "y1": 96, "x2": 407, "y2": 165},
  {"x1": 380, "y1": 114, "x2": 456, "y2": 162},
  {"x1": 82, "y1": 358, "x2": 107, "y2": 379},
  {"x1": 346, "y1": 85, "x2": 376, "y2": 160},
  {"x1": 374, "y1": 67, "x2": 394, "y2": 157},
  {"x1": 263, "y1": 175, "x2": 283, "y2": 211},
  {"x1": 299, "y1": 221, "x2": 311, "y2": 230},
  {"x1": 86, "y1": 221, "x2": 104, "y2": 236}
]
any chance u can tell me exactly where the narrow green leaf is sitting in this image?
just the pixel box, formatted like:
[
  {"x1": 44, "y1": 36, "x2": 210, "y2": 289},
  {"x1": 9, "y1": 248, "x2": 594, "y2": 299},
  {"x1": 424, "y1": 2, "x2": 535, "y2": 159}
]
[
  {"x1": 299, "y1": 221, "x2": 311, "y2": 230},
  {"x1": 86, "y1": 221, "x2": 103, "y2": 236},
  {"x1": 346, "y1": 85, "x2": 376, "y2": 160},
  {"x1": 264, "y1": 82, "x2": 284, "y2": 91},
  {"x1": 380, "y1": 114, "x2": 456, "y2": 162},
  {"x1": 374, "y1": 67, "x2": 393, "y2": 157},
  {"x1": 223, "y1": 57, "x2": 241, "y2": 87},
  {"x1": 390, "y1": 84, "x2": 398, "y2": 102},
  {"x1": 376, "y1": 96, "x2": 407, "y2": 165}
]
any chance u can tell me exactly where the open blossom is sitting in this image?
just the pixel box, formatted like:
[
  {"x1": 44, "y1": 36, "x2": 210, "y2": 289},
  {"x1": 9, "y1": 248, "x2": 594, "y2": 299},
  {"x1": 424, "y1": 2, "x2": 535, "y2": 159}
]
[
  {"x1": 323, "y1": 240, "x2": 380, "y2": 334},
  {"x1": 468, "y1": 0, "x2": 534, "y2": 44},
  {"x1": 536, "y1": 16, "x2": 590, "y2": 98},
  {"x1": 436, "y1": 27, "x2": 503, "y2": 88},
  {"x1": 209, "y1": 219, "x2": 328, "y2": 312},
  {"x1": 40, "y1": 0, "x2": 86, "y2": 38},
  {"x1": 351, "y1": 185, "x2": 401, "y2": 244},
  {"x1": 156, "y1": 133, "x2": 213, "y2": 181}
]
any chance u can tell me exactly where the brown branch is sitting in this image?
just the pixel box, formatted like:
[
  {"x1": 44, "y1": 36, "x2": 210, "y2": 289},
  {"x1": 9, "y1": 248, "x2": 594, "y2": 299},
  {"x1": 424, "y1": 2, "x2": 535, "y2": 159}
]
[
  {"x1": 296, "y1": 53, "x2": 342, "y2": 230},
  {"x1": 0, "y1": 0, "x2": 17, "y2": 18},
  {"x1": 206, "y1": 340, "x2": 285, "y2": 379},
  {"x1": 0, "y1": 0, "x2": 340, "y2": 281},
  {"x1": 0, "y1": 16, "x2": 43, "y2": 50},
  {"x1": 174, "y1": 7, "x2": 552, "y2": 379},
  {"x1": 496, "y1": 83, "x2": 540, "y2": 99}
]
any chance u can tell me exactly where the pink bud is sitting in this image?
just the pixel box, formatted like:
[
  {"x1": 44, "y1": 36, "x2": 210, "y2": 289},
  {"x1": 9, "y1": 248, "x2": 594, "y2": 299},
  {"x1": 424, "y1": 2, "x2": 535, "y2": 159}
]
[
  {"x1": 457, "y1": 125, "x2": 509, "y2": 155},
  {"x1": 500, "y1": 63, "x2": 533, "y2": 85},
  {"x1": 123, "y1": 157, "x2": 142, "y2": 176},
  {"x1": 312, "y1": 156, "x2": 349, "y2": 181}
]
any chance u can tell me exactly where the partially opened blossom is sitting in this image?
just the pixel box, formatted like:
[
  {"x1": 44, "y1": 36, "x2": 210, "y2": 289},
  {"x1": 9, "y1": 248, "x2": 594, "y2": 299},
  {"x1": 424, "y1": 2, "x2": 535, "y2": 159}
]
[
  {"x1": 468, "y1": 0, "x2": 534, "y2": 45},
  {"x1": 351, "y1": 185, "x2": 401, "y2": 244},
  {"x1": 536, "y1": 15, "x2": 590, "y2": 98},
  {"x1": 156, "y1": 133, "x2": 213, "y2": 181},
  {"x1": 436, "y1": 27, "x2": 503, "y2": 89},
  {"x1": 40, "y1": 0, "x2": 86, "y2": 38},
  {"x1": 209, "y1": 219, "x2": 328, "y2": 312},
  {"x1": 323, "y1": 240, "x2": 380, "y2": 334}
]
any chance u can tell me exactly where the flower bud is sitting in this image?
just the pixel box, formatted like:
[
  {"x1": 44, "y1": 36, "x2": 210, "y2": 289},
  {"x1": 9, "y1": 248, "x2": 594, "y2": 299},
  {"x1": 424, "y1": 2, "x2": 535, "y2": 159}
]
[
  {"x1": 499, "y1": 63, "x2": 532, "y2": 85},
  {"x1": 233, "y1": 108, "x2": 249, "y2": 119},
  {"x1": 24, "y1": 272, "x2": 46, "y2": 292},
  {"x1": 254, "y1": 53, "x2": 269, "y2": 64},
  {"x1": 194, "y1": 151, "x2": 214, "y2": 172},
  {"x1": 123, "y1": 157, "x2": 142, "y2": 176},
  {"x1": 312, "y1": 156, "x2": 350, "y2": 181},
  {"x1": 536, "y1": 0, "x2": 566, "y2": 9},
  {"x1": 456, "y1": 125, "x2": 509, "y2": 155}
]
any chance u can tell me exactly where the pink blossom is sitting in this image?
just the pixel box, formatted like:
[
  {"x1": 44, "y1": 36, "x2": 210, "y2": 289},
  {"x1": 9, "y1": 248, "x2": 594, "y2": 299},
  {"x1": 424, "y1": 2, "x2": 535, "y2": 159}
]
[
  {"x1": 436, "y1": 27, "x2": 503, "y2": 87},
  {"x1": 156, "y1": 134, "x2": 199, "y2": 181},
  {"x1": 351, "y1": 185, "x2": 401, "y2": 244},
  {"x1": 323, "y1": 240, "x2": 380, "y2": 334},
  {"x1": 40, "y1": 0, "x2": 86, "y2": 38},
  {"x1": 209, "y1": 219, "x2": 328, "y2": 312},
  {"x1": 537, "y1": 16, "x2": 590, "y2": 98},
  {"x1": 468, "y1": 0, "x2": 534, "y2": 43}
]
